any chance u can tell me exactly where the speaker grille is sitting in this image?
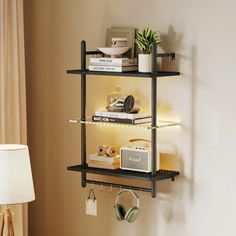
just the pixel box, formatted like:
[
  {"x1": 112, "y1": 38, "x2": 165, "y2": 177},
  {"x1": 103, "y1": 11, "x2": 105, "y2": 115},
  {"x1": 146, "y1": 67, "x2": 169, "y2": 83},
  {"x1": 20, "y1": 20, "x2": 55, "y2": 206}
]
[{"x1": 121, "y1": 149, "x2": 148, "y2": 171}]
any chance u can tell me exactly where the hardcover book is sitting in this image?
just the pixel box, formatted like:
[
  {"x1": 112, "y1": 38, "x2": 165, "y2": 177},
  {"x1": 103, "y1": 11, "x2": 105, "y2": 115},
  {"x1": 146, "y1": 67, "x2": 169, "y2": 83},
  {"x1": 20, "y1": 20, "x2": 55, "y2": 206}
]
[
  {"x1": 88, "y1": 65, "x2": 138, "y2": 72},
  {"x1": 92, "y1": 116, "x2": 152, "y2": 124},
  {"x1": 95, "y1": 111, "x2": 151, "y2": 119},
  {"x1": 88, "y1": 161, "x2": 120, "y2": 170},
  {"x1": 88, "y1": 154, "x2": 120, "y2": 164},
  {"x1": 90, "y1": 57, "x2": 137, "y2": 67}
]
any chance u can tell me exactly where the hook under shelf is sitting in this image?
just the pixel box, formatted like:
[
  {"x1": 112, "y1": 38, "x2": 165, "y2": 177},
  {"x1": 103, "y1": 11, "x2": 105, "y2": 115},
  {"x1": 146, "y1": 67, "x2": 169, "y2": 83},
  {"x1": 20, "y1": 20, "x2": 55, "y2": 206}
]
[{"x1": 86, "y1": 179, "x2": 152, "y2": 193}]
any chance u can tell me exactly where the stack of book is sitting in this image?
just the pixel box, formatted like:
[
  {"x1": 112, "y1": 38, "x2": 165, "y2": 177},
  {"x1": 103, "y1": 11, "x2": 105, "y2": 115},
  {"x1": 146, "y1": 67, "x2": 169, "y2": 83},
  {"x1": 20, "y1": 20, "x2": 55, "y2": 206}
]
[
  {"x1": 88, "y1": 154, "x2": 120, "y2": 170},
  {"x1": 92, "y1": 111, "x2": 152, "y2": 125},
  {"x1": 89, "y1": 57, "x2": 138, "y2": 72}
]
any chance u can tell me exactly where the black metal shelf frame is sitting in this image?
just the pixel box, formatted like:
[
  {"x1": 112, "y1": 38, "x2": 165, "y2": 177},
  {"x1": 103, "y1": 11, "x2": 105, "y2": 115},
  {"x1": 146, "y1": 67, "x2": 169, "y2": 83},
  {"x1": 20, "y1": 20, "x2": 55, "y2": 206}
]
[
  {"x1": 67, "y1": 40, "x2": 180, "y2": 198},
  {"x1": 67, "y1": 69, "x2": 180, "y2": 78}
]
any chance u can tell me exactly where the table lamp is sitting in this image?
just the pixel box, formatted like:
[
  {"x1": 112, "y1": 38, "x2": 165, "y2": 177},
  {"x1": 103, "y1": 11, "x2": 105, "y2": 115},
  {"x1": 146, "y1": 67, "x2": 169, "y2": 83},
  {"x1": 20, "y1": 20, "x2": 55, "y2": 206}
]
[{"x1": 0, "y1": 144, "x2": 35, "y2": 236}]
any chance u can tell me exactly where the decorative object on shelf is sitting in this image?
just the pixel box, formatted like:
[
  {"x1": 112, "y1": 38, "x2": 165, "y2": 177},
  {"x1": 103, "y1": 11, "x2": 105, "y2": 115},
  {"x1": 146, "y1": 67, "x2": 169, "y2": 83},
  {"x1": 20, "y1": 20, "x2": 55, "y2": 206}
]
[
  {"x1": 93, "y1": 33, "x2": 137, "y2": 69},
  {"x1": 124, "y1": 95, "x2": 141, "y2": 113},
  {"x1": 106, "y1": 87, "x2": 126, "y2": 112},
  {"x1": 88, "y1": 153, "x2": 120, "y2": 170},
  {"x1": 88, "y1": 145, "x2": 120, "y2": 170},
  {"x1": 86, "y1": 188, "x2": 97, "y2": 216},
  {"x1": 135, "y1": 26, "x2": 161, "y2": 72},
  {"x1": 98, "y1": 47, "x2": 130, "y2": 58},
  {"x1": 97, "y1": 145, "x2": 117, "y2": 157},
  {"x1": 111, "y1": 38, "x2": 128, "y2": 48},
  {"x1": 120, "y1": 139, "x2": 160, "y2": 172},
  {"x1": 0, "y1": 144, "x2": 35, "y2": 236},
  {"x1": 106, "y1": 27, "x2": 136, "y2": 58},
  {"x1": 114, "y1": 189, "x2": 140, "y2": 223}
]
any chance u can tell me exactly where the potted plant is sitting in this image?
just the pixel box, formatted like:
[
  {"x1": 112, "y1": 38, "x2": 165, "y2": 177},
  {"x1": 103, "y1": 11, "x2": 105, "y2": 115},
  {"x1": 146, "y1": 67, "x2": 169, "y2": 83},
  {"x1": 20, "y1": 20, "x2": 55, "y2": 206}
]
[{"x1": 135, "y1": 27, "x2": 161, "y2": 72}]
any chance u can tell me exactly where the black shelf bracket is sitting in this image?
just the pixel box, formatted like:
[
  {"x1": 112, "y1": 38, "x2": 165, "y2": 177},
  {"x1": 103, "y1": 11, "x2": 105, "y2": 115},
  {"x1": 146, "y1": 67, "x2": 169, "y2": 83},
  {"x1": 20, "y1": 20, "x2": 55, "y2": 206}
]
[
  {"x1": 84, "y1": 49, "x2": 175, "y2": 60},
  {"x1": 157, "y1": 52, "x2": 176, "y2": 60}
]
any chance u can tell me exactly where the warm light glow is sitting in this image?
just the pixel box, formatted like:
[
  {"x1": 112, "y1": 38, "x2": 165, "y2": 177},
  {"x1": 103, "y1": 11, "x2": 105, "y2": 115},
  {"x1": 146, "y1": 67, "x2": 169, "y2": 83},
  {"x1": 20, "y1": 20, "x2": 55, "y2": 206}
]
[{"x1": 68, "y1": 118, "x2": 181, "y2": 130}]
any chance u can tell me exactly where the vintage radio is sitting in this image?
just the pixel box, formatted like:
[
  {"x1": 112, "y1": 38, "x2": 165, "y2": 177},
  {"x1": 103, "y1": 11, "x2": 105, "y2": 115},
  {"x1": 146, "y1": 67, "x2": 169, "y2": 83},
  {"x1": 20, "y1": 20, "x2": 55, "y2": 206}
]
[{"x1": 120, "y1": 139, "x2": 160, "y2": 173}]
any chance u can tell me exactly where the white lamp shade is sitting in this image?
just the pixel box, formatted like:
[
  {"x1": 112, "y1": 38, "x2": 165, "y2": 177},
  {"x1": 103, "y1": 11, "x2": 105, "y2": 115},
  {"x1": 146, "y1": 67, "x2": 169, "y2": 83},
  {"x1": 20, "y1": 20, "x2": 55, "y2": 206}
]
[{"x1": 0, "y1": 144, "x2": 35, "y2": 204}]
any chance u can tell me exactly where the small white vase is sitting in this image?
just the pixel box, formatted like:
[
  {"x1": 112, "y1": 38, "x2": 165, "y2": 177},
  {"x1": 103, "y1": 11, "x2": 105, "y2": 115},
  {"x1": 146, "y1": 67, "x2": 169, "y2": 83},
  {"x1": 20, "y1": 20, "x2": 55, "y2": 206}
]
[{"x1": 138, "y1": 54, "x2": 152, "y2": 72}]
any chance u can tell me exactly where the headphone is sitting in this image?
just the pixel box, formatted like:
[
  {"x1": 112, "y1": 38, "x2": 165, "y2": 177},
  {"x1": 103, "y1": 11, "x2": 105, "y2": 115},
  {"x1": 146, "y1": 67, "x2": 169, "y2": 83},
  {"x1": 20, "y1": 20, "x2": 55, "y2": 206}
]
[{"x1": 114, "y1": 189, "x2": 140, "y2": 223}]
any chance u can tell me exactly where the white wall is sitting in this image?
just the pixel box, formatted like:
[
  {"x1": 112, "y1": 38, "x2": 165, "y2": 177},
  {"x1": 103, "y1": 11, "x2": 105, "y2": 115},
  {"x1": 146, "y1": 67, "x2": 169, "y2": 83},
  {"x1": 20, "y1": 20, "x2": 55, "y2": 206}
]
[{"x1": 24, "y1": 0, "x2": 236, "y2": 235}]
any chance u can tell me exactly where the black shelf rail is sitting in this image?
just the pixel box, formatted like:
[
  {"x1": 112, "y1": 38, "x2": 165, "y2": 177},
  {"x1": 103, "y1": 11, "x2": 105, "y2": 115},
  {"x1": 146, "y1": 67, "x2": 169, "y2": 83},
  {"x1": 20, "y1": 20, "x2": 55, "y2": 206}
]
[
  {"x1": 67, "y1": 40, "x2": 180, "y2": 198},
  {"x1": 84, "y1": 50, "x2": 175, "y2": 59},
  {"x1": 67, "y1": 69, "x2": 180, "y2": 78},
  {"x1": 86, "y1": 180, "x2": 152, "y2": 193},
  {"x1": 67, "y1": 165, "x2": 179, "y2": 181}
]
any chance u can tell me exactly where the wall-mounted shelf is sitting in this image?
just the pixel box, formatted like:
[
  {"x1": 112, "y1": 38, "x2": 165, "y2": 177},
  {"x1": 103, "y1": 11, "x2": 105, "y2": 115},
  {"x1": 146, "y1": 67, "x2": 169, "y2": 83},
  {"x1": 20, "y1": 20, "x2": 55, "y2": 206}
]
[
  {"x1": 69, "y1": 118, "x2": 181, "y2": 130},
  {"x1": 67, "y1": 69, "x2": 180, "y2": 78},
  {"x1": 68, "y1": 165, "x2": 179, "y2": 193},
  {"x1": 66, "y1": 40, "x2": 180, "y2": 198},
  {"x1": 68, "y1": 165, "x2": 179, "y2": 181}
]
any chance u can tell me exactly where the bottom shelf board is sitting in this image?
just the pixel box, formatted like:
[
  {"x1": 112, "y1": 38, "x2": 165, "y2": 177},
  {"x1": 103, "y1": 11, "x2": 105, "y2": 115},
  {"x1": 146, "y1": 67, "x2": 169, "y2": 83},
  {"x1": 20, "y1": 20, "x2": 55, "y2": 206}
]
[{"x1": 67, "y1": 164, "x2": 179, "y2": 181}]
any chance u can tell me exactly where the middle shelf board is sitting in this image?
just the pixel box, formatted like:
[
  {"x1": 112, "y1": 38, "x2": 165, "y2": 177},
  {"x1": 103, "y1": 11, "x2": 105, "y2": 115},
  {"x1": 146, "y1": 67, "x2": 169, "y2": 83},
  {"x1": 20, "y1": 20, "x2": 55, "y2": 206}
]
[
  {"x1": 67, "y1": 164, "x2": 180, "y2": 181},
  {"x1": 66, "y1": 69, "x2": 180, "y2": 78},
  {"x1": 69, "y1": 118, "x2": 181, "y2": 130}
]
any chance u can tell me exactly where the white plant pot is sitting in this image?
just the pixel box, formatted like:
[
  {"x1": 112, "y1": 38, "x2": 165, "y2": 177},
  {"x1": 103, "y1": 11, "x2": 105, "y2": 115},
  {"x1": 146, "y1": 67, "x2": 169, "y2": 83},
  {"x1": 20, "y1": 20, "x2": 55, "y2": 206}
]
[{"x1": 138, "y1": 54, "x2": 152, "y2": 72}]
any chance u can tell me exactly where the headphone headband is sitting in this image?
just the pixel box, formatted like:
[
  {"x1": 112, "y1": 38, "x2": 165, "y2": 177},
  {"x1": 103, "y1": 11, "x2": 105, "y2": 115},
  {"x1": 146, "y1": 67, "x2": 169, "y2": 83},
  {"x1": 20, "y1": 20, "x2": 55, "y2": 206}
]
[
  {"x1": 129, "y1": 139, "x2": 151, "y2": 143},
  {"x1": 115, "y1": 189, "x2": 140, "y2": 208}
]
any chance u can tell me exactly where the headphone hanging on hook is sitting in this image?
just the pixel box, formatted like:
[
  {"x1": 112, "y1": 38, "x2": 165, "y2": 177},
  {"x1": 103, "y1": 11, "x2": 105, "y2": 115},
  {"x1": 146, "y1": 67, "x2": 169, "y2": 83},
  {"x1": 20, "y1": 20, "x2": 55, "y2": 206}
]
[{"x1": 114, "y1": 189, "x2": 140, "y2": 223}]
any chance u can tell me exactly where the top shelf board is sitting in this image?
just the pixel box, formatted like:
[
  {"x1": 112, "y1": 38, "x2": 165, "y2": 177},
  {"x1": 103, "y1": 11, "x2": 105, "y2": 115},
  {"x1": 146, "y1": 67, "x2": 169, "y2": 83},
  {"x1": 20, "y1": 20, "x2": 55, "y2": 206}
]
[{"x1": 66, "y1": 69, "x2": 180, "y2": 78}]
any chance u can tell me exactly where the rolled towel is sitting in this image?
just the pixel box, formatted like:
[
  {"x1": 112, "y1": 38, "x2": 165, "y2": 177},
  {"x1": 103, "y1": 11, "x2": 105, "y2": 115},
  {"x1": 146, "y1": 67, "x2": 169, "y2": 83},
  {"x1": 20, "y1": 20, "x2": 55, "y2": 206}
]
[
  {"x1": 105, "y1": 147, "x2": 116, "y2": 157},
  {"x1": 98, "y1": 145, "x2": 106, "y2": 156}
]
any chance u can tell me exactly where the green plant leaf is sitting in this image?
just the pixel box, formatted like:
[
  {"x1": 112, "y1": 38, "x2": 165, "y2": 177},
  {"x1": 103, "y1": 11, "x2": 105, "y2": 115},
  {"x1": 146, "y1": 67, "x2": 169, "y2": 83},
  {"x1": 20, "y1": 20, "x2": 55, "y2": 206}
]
[{"x1": 135, "y1": 26, "x2": 161, "y2": 53}]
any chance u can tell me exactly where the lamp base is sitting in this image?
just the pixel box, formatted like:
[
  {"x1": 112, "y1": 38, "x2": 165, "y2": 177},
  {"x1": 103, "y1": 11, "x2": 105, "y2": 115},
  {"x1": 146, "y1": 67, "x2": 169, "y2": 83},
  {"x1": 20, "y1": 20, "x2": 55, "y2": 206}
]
[{"x1": 0, "y1": 207, "x2": 14, "y2": 236}]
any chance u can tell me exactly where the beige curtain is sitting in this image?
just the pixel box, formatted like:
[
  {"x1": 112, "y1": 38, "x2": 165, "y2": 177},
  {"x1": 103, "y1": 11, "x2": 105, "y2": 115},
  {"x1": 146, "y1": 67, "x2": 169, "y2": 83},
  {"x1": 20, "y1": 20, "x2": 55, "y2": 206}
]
[{"x1": 0, "y1": 0, "x2": 28, "y2": 235}]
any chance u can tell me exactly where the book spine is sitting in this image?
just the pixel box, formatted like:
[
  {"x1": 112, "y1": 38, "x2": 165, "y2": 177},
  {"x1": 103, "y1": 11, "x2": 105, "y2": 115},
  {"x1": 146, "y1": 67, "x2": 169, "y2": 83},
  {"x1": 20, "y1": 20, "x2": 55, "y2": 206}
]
[
  {"x1": 89, "y1": 65, "x2": 122, "y2": 72},
  {"x1": 89, "y1": 160, "x2": 118, "y2": 165},
  {"x1": 88, "y1": 163, "x2": 120, "y2": 170},
  {"x1": 95, "y1": 111, "x2": 135, "y2": 119},
  {"x1": 90, "y1": 58, "x2": 137, "y2": 66},
  {"x1": 92, "y1": 116, "x2": 133, "y2": 124},
  {"x1": 90, "y1": 58, "x2": 124, "y2": 64},
  {"x1": 89, "y1": 156, "x2": 118, "y2": 163},
  {"x1": 90, "y1": 61, "x2": 138, "y2": 67}
]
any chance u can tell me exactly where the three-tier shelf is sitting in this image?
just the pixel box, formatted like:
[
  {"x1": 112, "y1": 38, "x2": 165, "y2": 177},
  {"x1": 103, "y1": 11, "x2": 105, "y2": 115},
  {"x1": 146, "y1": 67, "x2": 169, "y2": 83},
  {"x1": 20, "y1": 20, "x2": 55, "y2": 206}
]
[{"x1": 67, "y1": 40, "x2": 180, "y2": 198}]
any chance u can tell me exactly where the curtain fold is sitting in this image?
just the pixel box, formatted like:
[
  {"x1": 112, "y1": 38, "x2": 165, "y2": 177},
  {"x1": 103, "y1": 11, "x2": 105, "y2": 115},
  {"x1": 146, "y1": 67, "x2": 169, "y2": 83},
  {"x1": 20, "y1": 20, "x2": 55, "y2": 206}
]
[{"x1": 0, "y1": 0, "x2": 28, "y2": 235}]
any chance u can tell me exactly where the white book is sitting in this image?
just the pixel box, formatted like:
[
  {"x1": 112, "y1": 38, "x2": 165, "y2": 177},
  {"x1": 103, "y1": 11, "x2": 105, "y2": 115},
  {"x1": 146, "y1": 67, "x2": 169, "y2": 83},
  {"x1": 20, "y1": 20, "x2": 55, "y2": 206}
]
[
  {"x1": 95, "y1": 111, "x2": 151, "y2": 119},
  {"x1": 90, "y1": 57, "x2": 137, "y2": 66},
  {"x1": 88, "y1": 65, "x2": 138, "y2": 72},
  {"x1": 89, "y1": 154, "x2": 119, "y2": 164},
  {"x1": 88, "y1": 162, "x2": 120, "y2": 170}
]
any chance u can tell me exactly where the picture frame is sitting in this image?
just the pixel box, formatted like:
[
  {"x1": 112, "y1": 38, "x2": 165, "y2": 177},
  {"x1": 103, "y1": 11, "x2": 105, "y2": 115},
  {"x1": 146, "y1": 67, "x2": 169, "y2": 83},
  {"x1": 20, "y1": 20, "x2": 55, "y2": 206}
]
[{"x1": 106, "y1": 27, "x2": 136, "y2": 58}]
